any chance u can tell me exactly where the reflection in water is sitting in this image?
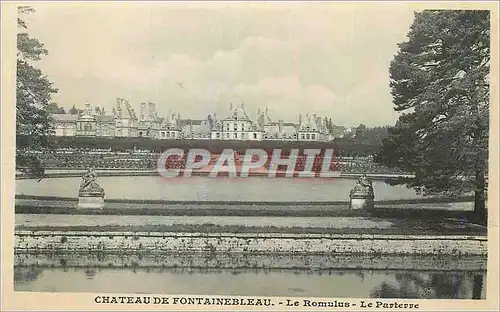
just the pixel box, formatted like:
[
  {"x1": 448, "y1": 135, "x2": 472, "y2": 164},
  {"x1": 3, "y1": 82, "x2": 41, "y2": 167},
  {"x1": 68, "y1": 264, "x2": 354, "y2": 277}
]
[
  {"x1": 369, "y1": 273, "x2": 485, "y2": 299},
  {"x1": 14, "y1": 266, "x2": 43, "y2": 283},
  {"x1": 84, "y1": 268, "x2": 97, "y2": 279},
  {"x1": 472, "y1": 275, "x2": 485, "y2": 300},
  {"x1": 14, "y1": 266, "x2": 486, "y2": 299}
]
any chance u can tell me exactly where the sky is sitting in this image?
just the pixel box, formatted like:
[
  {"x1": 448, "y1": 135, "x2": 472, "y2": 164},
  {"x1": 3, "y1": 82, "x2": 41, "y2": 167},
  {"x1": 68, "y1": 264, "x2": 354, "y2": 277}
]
[{"x1": 22, "y1": 2, "x2": 418, "y2": 127}]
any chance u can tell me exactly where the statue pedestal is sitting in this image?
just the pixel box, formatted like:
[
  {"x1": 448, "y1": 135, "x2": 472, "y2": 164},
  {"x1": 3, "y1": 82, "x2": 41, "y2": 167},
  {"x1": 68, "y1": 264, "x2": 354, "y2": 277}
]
[
  {"x1": 77, "y1": 196, "x2": 105, "y2": 209},
  {"x1": 77, "y1": 169, "x2": 105, "y2": 209},
  {"x1": 349, "y1": 190, "x2": 374, "y2": 210}
]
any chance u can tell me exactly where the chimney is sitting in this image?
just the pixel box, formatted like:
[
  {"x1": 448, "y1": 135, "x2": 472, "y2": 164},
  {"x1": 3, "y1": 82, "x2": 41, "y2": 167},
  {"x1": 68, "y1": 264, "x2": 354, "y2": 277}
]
[
  {"x1": 148, "y1": 102, "x2": 156, "y2": 119},
  {"x1": 116, "y1": 99, "x2": 122, "y2": 118},
  {"x1": 259, "y1": 114, "x2": 265, "y2": 130},
  {"x1": 299, "y1": 114, "x2": 302, "y2": 125},
  {"x1": 278, "y1": 120, "x2": 283, "y2": 133},
  {"x1": 140, "y1": 102, "x2": 146, "y2": 120}
]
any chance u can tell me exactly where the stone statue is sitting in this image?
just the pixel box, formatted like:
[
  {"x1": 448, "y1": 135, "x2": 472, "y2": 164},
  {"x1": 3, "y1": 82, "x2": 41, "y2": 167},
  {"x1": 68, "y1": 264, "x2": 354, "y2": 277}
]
[
  {"x1": 349, "y1": 174, "x2": 374, "y2": 210},
  {"x1": 78, "y1": 168, "x2": 105, "y2": 198},
  {"x1": 351, "y1": 174, "x2": 374, "y2": 195}
]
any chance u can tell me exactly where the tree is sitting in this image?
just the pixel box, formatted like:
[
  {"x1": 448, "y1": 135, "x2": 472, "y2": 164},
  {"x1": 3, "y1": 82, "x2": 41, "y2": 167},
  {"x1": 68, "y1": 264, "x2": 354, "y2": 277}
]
[
  {"x1": 323, "y1": 117, "x2": 329, "y2": 130},
  {"x1": 47, "y1": 102, "x2": 65, "y2": 114},
  {"x1": 17, "y1": 6, "x2": 58, "y2": 178},
  {"x1": 68, "y1": 104, "x2": 82, "y2": 115},
  {"x1": 355, "y1": 123, "x2": 367, "y2": 139},
  {"x1": 379, "y1": 10, "x2": 490, "y2": 223}
]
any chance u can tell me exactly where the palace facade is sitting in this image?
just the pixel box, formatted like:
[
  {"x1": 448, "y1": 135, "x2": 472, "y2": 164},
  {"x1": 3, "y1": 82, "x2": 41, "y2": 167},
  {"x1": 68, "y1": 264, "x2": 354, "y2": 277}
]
[{"x1": 51, "y1": 99, "x2": 333, "y2": 142}]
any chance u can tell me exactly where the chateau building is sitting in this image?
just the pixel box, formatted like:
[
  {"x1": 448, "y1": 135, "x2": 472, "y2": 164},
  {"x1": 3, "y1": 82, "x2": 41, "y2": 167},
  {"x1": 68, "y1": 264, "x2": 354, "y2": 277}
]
[
  {"x1": 210, "y1": 103, "x2": 263, "y2": 141},
  {"x1": 50, "y1": 100, "x2": 333, "y2": 142},
  {"x1": 114, "y1": 98, "x2": 138, "y2": 138},
  {"x1": 52, "y1": 114, "x2": 78, "y2": 136}
]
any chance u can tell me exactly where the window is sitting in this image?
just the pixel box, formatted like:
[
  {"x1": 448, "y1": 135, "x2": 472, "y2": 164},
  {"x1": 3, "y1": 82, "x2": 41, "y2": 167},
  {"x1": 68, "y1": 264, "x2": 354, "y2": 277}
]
[
  {"x1": 216, "y1": 132, "x2": 220, "y2": 139},
  {"x1": 306, "y1": 134, "x2": 310, "y2": 139},
  {"x1": 234, "y1": 133, "x2": 238, "y2": 139},
  {"x1": 234, "y1": 125, "x2": 237, "y2": 131},
  {"x1": 241, "y1": 124, "x2": 245, "y2": 131},
  {"x1": 253, "y1": 133, "x2": 257, "y2": 139},
  {"x1": 226, "y1": 133, "x2": 229, "y2": 138},
  {"x1": 301, "y1": 134, "x2": 305, "y2": 139},
  {"x1": 311, "y1": 134, "x2": 316, "y2": 139}
]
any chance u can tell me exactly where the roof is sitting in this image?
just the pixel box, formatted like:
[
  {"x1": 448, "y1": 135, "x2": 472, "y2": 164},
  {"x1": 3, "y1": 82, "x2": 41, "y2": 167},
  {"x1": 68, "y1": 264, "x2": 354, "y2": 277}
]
[
  {"x1": 264, "y1": 124, "x2": 297, "y2": 135},
  {"x1": 223, "y1": 104, "x2": 251, "y2": 121},
  {"x1": 124, "y1": 101, "x2": 137, "y2": 120},
  {"x1": 181, "y1": 122, "x2": 211, "y2": 135},
  {"x1": 179, "y1": 119, "x2": 205, "y2": 127},
  {"x1": 51, "y1": 114, "x2": 79, "y2": 122},
  {"x1": 95, "y1": 115, "x2": 115, "y2": 122},
  {"x1": 282, "y1": 125, "x2": 298, "y2": 134},
  {"x1": 116, "y1": 98, "x2": 137, "y2": 120},
  {"x1": 298, "y1": 114, "x2": 320, "y2": 132}
]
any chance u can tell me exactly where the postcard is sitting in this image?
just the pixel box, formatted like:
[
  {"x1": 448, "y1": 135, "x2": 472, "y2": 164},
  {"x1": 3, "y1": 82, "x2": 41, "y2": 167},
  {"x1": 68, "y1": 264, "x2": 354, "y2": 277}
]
[{"x1": 2, "y1": 1, "x2": 499, "y2": 311}]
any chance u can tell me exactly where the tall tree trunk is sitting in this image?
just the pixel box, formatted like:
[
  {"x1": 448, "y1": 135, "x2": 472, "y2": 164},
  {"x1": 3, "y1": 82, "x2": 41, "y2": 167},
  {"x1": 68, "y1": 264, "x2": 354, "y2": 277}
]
[{"x1": 474, "y1": 167, "x2": 487, "y2": 225}]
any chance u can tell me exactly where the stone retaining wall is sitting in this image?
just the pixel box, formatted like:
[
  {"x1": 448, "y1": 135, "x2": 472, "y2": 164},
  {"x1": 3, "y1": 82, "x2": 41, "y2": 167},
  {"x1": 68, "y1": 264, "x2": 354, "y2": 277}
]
[
  {"x1": 15, "y1": 231, "x2": 487, "y2": 256},
  {"x1": 14, "y1": 252, "x2": 487, "y2": 271}
]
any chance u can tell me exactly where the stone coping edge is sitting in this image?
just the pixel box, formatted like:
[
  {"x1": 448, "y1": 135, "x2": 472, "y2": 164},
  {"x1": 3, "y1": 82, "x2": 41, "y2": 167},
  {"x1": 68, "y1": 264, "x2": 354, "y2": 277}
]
[{"x1": 15, "y1": 230, "x2": 488, "y2": 241}]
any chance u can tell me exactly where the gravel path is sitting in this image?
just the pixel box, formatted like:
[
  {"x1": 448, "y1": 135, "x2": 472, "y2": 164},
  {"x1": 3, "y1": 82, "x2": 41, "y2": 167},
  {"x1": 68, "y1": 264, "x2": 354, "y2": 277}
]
[
  {"x1": 16, "y1": 214, "x2": 393, "y2": 229},
  {"x1": 15, "y1": 198, "x2": 474, "y2": 211}
]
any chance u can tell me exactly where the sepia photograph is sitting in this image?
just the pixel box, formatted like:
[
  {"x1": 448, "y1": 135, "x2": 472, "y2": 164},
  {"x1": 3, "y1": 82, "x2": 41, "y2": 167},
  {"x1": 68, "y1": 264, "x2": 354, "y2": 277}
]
[{"x1": 2, "y1": 1, "x2": 499, "y2": 310}]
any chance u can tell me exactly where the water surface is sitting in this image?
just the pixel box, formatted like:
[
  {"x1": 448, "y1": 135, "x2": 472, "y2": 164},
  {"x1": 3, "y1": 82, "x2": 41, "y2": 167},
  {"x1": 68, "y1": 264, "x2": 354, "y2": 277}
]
[
  {"x1": 14, "y1": 265, "x2": 486, "y2": 299},
  {"x1": 16, "y1": 176, "x2": 423, "y2": 202}
]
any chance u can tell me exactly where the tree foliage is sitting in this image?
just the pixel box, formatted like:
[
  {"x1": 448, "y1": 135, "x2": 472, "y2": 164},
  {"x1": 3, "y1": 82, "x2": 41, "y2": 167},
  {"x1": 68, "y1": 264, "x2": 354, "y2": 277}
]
[
  {"x1": 68, "y1": 105, "x2": 81, "y2": 115},
  {"x1": 17, "y1": 6, "x2": 58, "y2": 178},
  {"x1": 379, "y1": 10, "x2": 490, "y2": 219},
  {"x1": 355, "y1": 125, "x2": 390, "y2": 145},
  {"x1": 47, "y1": 102, "x2": 65, "y2": 114}
]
